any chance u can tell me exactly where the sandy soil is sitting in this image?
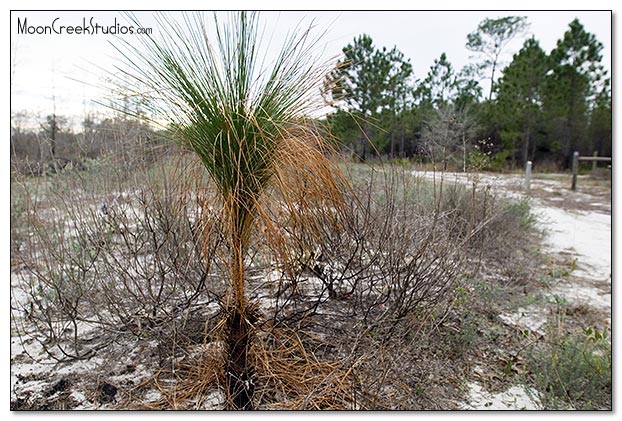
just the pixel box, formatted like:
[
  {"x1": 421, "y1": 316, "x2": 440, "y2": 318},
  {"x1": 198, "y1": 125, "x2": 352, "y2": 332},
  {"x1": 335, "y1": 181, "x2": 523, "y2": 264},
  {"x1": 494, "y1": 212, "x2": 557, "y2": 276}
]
[
  {"x1": 10, "y1": 169, "x2": 611, "y2": 410},
  {"x1": 412, "y1": 170, "x2": 611, "y2": 410}
]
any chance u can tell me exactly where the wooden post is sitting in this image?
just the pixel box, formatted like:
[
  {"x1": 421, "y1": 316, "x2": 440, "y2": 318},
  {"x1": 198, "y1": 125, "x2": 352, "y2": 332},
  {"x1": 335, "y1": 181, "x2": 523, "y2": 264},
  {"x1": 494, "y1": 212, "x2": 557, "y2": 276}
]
[
  {"x1": 525, "y1": 161, "x2": 532, "y2": 191},
  {"x1": 571, "y1": 151, "x2": 579, "y2": 191},
  {"x1": 592, "y1": 151, "x2": 598, "y2": 171}
]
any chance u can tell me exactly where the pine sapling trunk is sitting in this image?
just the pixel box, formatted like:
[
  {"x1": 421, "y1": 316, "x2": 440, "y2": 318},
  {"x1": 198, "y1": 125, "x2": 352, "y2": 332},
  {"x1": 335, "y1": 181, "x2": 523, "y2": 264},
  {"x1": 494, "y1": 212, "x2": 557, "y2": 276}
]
[
  {"x1": 225, "y1": 305, "x2": 254, "y2": 410},
  {"x1": 225, "y1": 227, "x2": 255, "y2": 410}
]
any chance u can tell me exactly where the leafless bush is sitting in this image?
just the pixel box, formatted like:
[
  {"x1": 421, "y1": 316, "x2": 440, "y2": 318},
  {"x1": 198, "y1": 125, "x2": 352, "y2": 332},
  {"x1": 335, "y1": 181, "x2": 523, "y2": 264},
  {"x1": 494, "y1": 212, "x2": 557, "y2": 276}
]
[
  {"x1": 11, "y1": 156, "x2": 224, "y2": 362},
  {"x1": 256, "y1": 166, "x2": 468, "y2": 337},
  {"x1": 255, "y1": 163, "x2": 536, "y2": 347},
  {"x1": 422, "y1": 104, "x2": 478, "y2": 172}
]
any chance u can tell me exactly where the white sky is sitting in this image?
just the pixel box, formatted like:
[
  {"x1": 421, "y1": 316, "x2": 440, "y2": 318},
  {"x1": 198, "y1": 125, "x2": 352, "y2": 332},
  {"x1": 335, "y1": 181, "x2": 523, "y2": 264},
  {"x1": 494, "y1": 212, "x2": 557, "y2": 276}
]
[{"x1": 10, "y1": 10, "x2": 611, "y2": 126}]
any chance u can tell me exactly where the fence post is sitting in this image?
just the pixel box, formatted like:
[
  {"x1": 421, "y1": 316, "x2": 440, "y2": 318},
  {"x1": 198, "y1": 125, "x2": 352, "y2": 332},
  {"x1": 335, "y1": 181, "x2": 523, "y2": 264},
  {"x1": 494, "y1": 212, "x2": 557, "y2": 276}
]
[
  {"x1": 592, "y1": 151, "x2": 598, "y2": 171},
  {"x1": 525, "y1": 160, "x2": 532, "y2": 191},
  {"x1": 571, "y1": 151, "x2": 579, "y2": 191}
]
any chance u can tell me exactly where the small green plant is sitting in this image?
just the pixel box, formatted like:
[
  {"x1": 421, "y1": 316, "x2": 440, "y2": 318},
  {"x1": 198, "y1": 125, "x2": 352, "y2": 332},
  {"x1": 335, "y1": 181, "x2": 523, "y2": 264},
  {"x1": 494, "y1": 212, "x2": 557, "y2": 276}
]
[
  {"x1": 502, "y1": 198, "x2": 535, "y2": 230},
  {"x1": 466, "y1": 149, "x2": 492, "y2": 171},
  {"x1": 527, "y1": 319, "x2": 611, "y2": 410},
  {"x1": 559, "y1": 258, "x2": 578, "y2": 277}
]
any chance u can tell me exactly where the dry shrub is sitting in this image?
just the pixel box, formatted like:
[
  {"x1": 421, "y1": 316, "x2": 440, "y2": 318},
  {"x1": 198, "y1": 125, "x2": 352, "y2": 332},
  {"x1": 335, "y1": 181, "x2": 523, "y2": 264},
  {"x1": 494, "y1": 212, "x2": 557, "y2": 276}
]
[
  {"x1": 11, "y1": 156, "x2": 537, "y2": 409},
  {"x1": 264, "y1": 165, "x2": 466, "y2": 332},
  {"x1": 11, "y1": 154, "x2": 224, "y2": 361}
]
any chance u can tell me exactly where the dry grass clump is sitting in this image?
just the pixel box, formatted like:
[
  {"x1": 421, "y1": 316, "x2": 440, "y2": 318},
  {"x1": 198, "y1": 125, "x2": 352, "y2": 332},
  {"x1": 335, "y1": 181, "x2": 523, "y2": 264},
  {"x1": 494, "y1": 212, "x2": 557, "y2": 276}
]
[
  {"x1": 129, "y1": 320, "x2": 357, "y2": 410},
  {"x1": 251, "y1": 327, "x2": 357, "y2": 409}
]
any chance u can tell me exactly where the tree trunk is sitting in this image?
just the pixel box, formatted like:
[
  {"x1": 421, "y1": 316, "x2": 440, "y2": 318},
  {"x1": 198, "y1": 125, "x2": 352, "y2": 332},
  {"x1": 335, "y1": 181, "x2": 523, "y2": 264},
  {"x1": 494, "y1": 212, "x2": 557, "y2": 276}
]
[
  {"x1": 360, "y1": 125, "x2": 368, "y2": 162},
  {"x1": 390, "y1": 118, "x2": 396, "y2": 159},
  {"x1": 562, "y1": 72, "x2": 577, "y2": 169},
  {"x1": 400, "y1": 130, "x2": 405, "y2": 158},
  {"x1": 522, "y1": 125, "x2": 530, "y2": 167},
  {"x1": 225, "y1": 215, "x2": 255, "y2": 410},
  {"x1": 530, "y1": 132, "x2": 537, "y2": 163},
  {"x1": 225, "y1": 305, "x2": 254, "y2": 410},
  {"x1": 488, "y1": 61, "x2": 497, "y2": 101},
  {"x1": 462, "y1": 134, "x2": 467, "y2": 172}
]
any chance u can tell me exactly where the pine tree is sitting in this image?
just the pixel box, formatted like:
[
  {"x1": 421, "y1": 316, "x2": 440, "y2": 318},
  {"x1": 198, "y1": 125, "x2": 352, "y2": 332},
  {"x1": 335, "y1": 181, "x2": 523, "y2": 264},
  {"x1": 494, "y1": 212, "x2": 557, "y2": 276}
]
[
  {"x1": 496, "y1": 37, "x2": 549, "y2": 165},
  {"x1": 466, "y1": 16, "x2": 529, "y2": 100},
  {"x1": 324, "y1": 34, "x2": 413, "y2": 160},
  {"x1": 544, "y1": 18, "x2": 605, "y2": 168},
  {"x1": 588, "y1": 78, "x2": 612, "y2": 158},
  {"x1": 416, "y1": 52, "x2": 455, "y2": 108}
]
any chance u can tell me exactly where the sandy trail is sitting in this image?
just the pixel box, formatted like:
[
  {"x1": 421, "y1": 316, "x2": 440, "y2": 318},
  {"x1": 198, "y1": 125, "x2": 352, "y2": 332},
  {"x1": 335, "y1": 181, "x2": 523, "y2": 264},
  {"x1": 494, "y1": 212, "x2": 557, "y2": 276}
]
[{"x1": 413, "y1": 170, "x2": 611, "y2": 410}]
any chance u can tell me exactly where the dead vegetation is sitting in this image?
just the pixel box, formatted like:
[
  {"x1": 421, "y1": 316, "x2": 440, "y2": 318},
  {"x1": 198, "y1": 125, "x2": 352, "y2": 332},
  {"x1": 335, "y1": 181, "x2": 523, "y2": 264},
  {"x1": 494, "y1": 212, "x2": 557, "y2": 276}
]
[{"x1": 11, "y1": 148, "x2": 554, "y2": 410}]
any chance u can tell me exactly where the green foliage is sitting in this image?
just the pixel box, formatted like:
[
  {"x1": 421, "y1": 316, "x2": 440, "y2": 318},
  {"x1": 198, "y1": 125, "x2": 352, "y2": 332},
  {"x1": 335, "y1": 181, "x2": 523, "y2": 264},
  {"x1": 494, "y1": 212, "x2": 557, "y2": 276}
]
[
  {"x1": 528, "y1": 323, "x2": 611, "y2": 409},
  {"x1": 322, "y1": 16, "x2": 609, "y2": 169},
  {"x1": 416, "y1": 52, "x2": 455, "y2": 107},
  {"x1": 326, "y1": 34, "x2": 413, "y2": 117},
  {"x1": 324, "y1": 34, "x2": 414, "y2": 160},
  {"x1": 324, "y1": 109, "x2": 361, "y2": 152},
  {"x1": 119, "y1": 13, "x2": 316, "y2": 205},
  {"x1": 466, "y1": 149, "x2": 492, "y2": 171},
  {"x1": 416, "y1": 53, "x2": 482, "y2": 110},
  {"x1": 496, "y1": 37, "x2": 549, "y2": 166},
  {"x1": 503, "y1": 199, "x2": 536, "y2": 230},
  {"x1": 544, "y1": 18, "x2": 606, "y2": 168},
  {"x1": 488, "y1": 149, "x2": 511, "y2": 170},
  {"x1": 588, "y1": 78, "x2": 612, "y2": 158}
]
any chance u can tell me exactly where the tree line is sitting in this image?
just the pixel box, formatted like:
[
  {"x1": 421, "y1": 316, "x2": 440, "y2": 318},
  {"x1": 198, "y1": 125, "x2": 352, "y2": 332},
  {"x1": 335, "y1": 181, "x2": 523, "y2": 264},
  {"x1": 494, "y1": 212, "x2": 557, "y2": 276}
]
[
  {"x1": 323, "y1": 16, "x2": 611, "y2": 170},
  {"x1": 10, "y1": 16, "x2": 611, "y2": 175},
  {"x1": 10, "y1": 111, "x2": 164, "y2": 176}
]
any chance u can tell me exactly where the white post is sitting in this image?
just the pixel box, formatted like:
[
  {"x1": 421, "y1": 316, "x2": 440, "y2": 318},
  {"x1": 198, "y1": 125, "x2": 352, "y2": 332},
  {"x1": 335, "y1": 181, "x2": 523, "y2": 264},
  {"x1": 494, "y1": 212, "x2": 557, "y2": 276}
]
[
  {"x1": 525, "y1": 161, "x2": 532, "y2": 191},
  {"x1": 571, "y1": 151, "x2": 579, "y2": 191}
]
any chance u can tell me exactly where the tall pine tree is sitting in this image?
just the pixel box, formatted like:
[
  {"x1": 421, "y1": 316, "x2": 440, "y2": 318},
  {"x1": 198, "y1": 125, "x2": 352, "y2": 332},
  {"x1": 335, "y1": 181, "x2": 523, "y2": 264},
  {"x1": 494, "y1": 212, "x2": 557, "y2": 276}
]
[
  {"x1": 496, "y1": 37, "x2": 549, "y2": 165},
  {"x1": 544, "y1": 18, "x2": 605, "y2": 168},
  {"x1": 324, "y1": 34, "x2": 413, "y2": 160},
  {"x1": 466, "y1": 16, "x2": 529, "y2": 100}
]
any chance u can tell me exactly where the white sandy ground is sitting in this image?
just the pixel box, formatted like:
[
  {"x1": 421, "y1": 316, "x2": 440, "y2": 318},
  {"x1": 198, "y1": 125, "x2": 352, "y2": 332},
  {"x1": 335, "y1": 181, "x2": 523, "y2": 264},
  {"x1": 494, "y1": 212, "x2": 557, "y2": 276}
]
[
  {"x1": 9, "y1": 170, "x2": 611, "y2": 411},
  {"x1": 460, "y1": 382, "x2": 540, "y2": 410},
  {"x1": 411, "y1": 170, "x2": 611, "y2": 410},
  {"x1": 536, "y1": 205, "x2": 611, "y2": 282}
]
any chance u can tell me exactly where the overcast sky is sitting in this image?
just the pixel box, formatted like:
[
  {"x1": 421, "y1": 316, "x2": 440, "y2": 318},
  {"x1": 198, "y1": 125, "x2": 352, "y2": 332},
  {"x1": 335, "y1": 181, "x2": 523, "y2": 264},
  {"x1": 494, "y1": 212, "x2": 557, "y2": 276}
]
[{"x1": 10, "y1": 10, "x2": 612, "y2": 126}]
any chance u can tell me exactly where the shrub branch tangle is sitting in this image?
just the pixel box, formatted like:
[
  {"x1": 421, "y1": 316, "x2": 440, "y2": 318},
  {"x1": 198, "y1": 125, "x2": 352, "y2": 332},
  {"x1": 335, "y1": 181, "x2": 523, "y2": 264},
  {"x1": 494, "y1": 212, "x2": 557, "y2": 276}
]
[{"x1": 112, "y1": 12, "x2": 347, "y2": 409}]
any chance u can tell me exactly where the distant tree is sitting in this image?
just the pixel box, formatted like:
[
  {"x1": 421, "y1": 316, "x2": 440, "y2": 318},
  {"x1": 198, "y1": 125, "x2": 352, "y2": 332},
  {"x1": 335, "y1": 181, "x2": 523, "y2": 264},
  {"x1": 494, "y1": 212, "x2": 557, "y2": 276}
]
[
  {"x1": 422, "y1": 103, "x2": 478, "y2": 172},
  {"x1": 544, "y1": 18, "x2": 605, "y2": 167},
  {"x1": 496, "y1": 37, "x2": 549, "y2": 165},
  {"x1": 40, "y1": 113, "x2": 68, "y2": 160},
  {"x1": 11, "y1": 111, "x2": 42, "y2": 172},
  {"x1": 453, "y1": 67, "x2": 483, "y2": 109},
  {"x1": 324, "y1": 109, "x2": 361, "y2": 157},
  {"x1": 416, "y1": 53, "x2": 481, "y2": 110},
  {"x1": 587, "y1": 78, "x2": 612, "y2": 158},
  {"x1": 466, "y1": 16, "x2": 529, "y2": 100},
  {"x1": 416, "y1": 52, "x2": 455, "y2": 108},
  {"x1": 386, "y1": 49, "x2": 414, "y2": 157},
  {"x1": 324, "y1": 34, "x2": 413, "y2": 160}
]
